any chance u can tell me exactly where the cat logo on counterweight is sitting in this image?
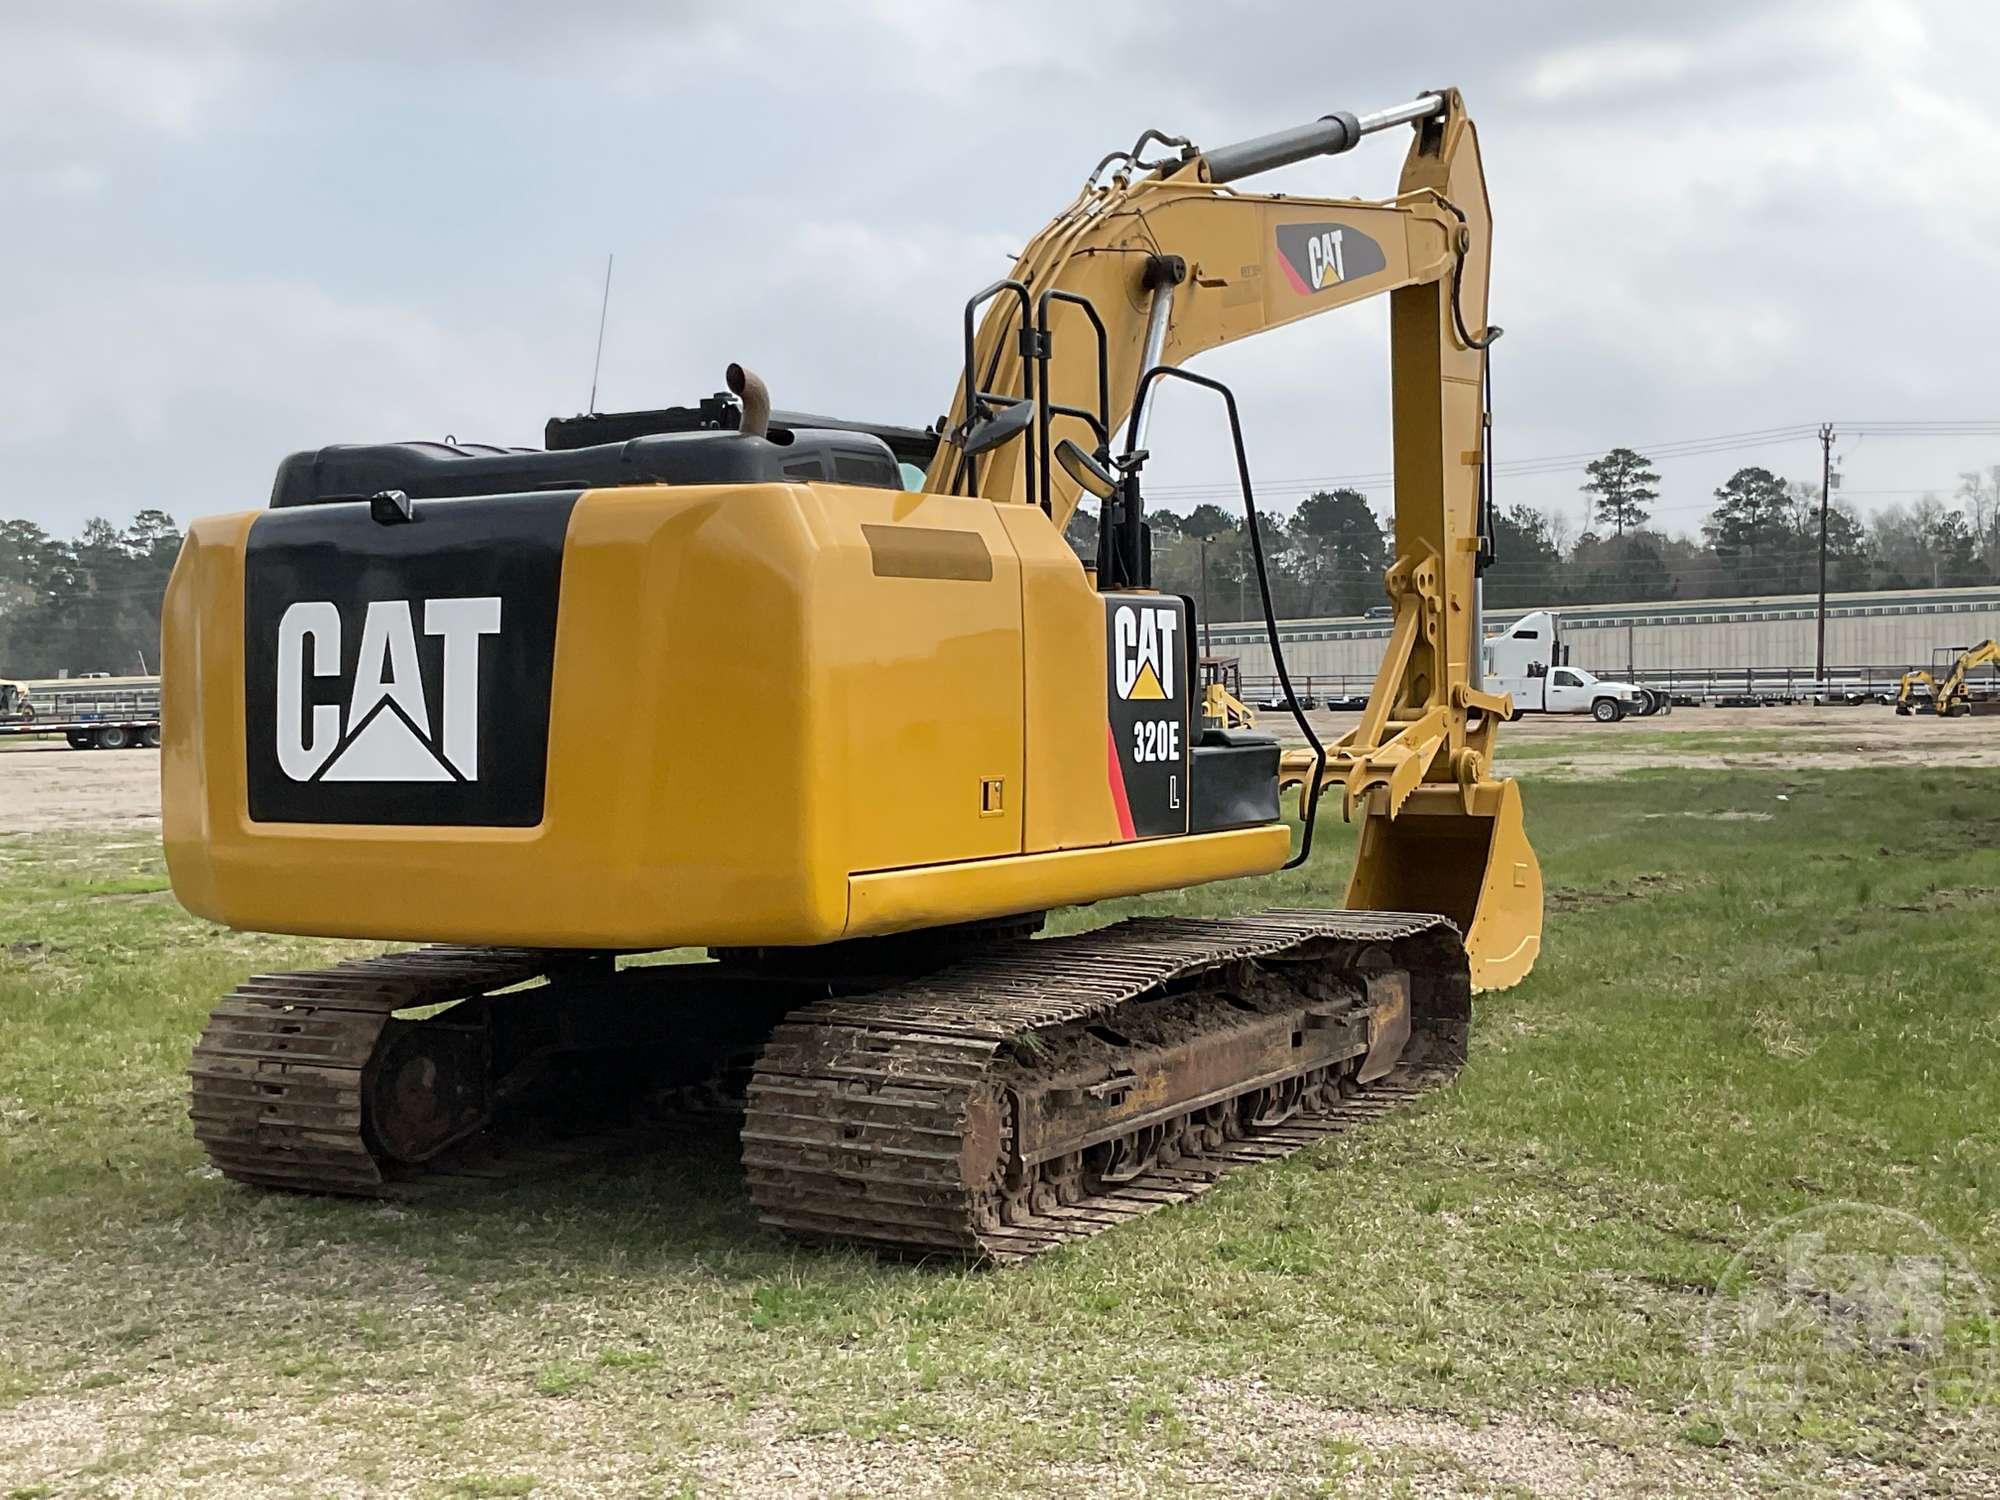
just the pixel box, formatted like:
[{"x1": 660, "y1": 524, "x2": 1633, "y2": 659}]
[
  {"x1": 275, "y1": 597, "x2": 501, "y2": 783},
  {"x1": 1112, "y1": 603, "x2": 1179, "y2": 701}
]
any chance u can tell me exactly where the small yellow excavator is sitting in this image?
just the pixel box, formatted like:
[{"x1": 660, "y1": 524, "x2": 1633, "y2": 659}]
[
  {"x1": 1896, "y1": 640, "x2": 2000, "y2": 717},
  {"x1": 162, "y1": 88, "x2": 1541, "y2": 1258}
]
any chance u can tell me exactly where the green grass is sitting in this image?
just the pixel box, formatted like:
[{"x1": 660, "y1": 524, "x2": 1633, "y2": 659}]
[
  {"x1": 1494, "y1": 729, "x2": 1864, "y2": 761},
  {"x1": 2, "y1": 771, "x2": 1999, "y2": 1494}
]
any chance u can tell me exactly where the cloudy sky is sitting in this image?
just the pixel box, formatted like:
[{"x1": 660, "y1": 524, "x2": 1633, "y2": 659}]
[{"x1": 6, "y1": 0, "x2": 1997, "y2": 551}]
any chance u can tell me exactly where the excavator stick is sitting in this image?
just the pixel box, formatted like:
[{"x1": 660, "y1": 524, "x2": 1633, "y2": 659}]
[{"x1": 1346, "y1": 778, "x2": 1541, "y2": 991}]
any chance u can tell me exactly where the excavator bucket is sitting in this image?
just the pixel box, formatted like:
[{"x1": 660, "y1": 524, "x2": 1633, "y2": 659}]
[{"x1": 1344, "y1": 778, "x2": 1542, "y2": 991}]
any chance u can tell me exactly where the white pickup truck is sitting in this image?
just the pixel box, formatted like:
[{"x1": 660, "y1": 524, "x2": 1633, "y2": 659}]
[{"x1": 1483, "y1": 610, "x2": 1663, "y2": 722}]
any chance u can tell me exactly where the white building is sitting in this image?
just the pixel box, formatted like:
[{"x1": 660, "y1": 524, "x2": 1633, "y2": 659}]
[{"x1": 1202, "y1": 585, "x2": 2000, "y2": 696}]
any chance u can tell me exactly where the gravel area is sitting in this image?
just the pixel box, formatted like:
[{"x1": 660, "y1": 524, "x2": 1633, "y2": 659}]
[
  {"x1": 3, "y1": 703, "x2": 1994, "y2": 838},
  {"x1": 0, "y1": 741, "x2": 160, "y2": 833}
]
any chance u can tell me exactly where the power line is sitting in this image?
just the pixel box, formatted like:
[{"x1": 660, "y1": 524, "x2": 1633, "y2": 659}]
[
  {"x1": 1143, "y1": 423, "x2": 1829, "y2": 497},
  {"x1": 1142, "y1": 419, "x2": 2000, "y2": 506}
]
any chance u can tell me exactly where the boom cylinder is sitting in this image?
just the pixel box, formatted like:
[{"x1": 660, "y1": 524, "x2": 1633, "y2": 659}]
[{"x1": 1202, "y1": 93, "x2": 1445, "y2": 183}]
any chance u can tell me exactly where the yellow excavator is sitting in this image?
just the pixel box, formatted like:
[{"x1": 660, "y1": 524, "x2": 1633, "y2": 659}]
[
  {"x1": 162, "y1": 88, "x2": 1541, "y2": 1258},
  {"x1": 1896, "y1": 640, "x2": 2000, "y2": 717}
]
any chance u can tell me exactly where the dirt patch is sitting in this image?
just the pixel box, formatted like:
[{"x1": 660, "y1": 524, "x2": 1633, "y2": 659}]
[
  {"x1": 1286, "y1": 703, "x2": 2000, "y2": 777},
  {"x1": 6, "y1": 704, "x2": 1992, "y2": 842},
  {"x1": 1892, "y1": 886, "x2": 2000, "y2": 914},
  {"x1": 683, "y1": 1382, "x2": 1932, "y2": 1498},
  {"x1": 1547, "y1": 872, "x2": 1684, "y2": 913},
  {"x1": 1, "y1": 1375, "x2": 1729, "y2": 1500},
  {"x1": 1541, "y1": 746, "x2": 2000, "y2": 780},
  {"x1": 1642, "y1": 810, "x2": 1775, "y2": 822},
  {"x1": 0, "y1": 742, "x2": 161, "y2": 833},
  {"x1": 1178, "y1": 1382, "x2": 1758, "y2": 1498}
]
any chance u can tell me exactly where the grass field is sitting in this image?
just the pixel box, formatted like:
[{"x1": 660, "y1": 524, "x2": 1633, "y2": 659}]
[{"x1": 3, "y1": 759, "x2": 2000, "y2": 1496}]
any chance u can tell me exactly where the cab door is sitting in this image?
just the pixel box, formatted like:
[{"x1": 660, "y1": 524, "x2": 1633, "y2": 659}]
[{"x1": 1545, "y1": 667, "x2": 1587, "y2": 712}]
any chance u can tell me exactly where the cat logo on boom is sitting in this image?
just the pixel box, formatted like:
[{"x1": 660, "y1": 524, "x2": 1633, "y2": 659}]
[
  {"x1": 1274, "y1": 220, "x2": 1389, "y2": 297},
  {"x1": 274, "y1": 597, "x2": 501, "y2": 783},
  {"x1": 1112, "y1": 603, "x2": 1179, "y2": 701}
]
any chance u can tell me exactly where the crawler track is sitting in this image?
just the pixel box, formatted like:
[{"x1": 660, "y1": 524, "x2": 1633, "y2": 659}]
[
  {"x1": 743, "y1": 911, "x2": 1468, "y2": 1261},
  {"x1": 189, "y1": 911, "x2": 1471, "y2": 1260},
  {"x1": 189, "y1": 946, "x2": 592, "y2": 1193}
]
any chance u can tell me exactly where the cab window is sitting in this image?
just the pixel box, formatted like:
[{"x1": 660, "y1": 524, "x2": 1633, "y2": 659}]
[{"x1": 1551, "y1": 669, "x2": 1582, "y2": 688}]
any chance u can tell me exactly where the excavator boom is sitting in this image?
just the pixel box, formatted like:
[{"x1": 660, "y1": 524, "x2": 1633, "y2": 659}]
[{"x1": 935, "y1": 88, "x2": 1539, "y2": 987}]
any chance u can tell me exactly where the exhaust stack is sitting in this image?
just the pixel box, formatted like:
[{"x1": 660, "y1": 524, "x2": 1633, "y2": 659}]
[{"x1": 726, "y1": 363, "x2": 771, "y2": 439}]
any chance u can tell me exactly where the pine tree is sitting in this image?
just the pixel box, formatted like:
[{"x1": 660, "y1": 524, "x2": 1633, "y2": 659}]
[
  {"x1": 1579, "y1": 448, "x2": 1658, "y2": 538},
  {"x1": 1703, "y1": 466, "x2": 1797, "y2": 591},
  {"x1": 1291, "y1": 488, "x2": 1384, "y2": 615}
]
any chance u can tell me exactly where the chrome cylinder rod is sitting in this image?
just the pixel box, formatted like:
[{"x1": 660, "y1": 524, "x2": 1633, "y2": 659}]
[
  {"x1": 1355, "y1": 94, "x2": 1447, "y2": 135},
  {"x1": 1126, "y1": 278, "x2": 1176, "y2": 450},
  {"x1": 1203, "y1": 93, "x2": 1446, "y2": 184},
  {"x1": 1470, "y1": 577, "x2": 1485, "y2": 692}
]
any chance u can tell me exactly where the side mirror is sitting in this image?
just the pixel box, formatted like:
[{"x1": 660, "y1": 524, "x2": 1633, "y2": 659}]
[
  {"x1": 961, "y1": 398, "x2": 1035, "y2": 457},
  {"x1": 1055, "y1": 438, "x2": 1118, "y2": 501}
]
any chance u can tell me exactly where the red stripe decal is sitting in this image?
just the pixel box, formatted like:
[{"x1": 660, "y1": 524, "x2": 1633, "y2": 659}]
[{"x1": 1105, "y1": 723, "x2": 1137, "y2": 841}]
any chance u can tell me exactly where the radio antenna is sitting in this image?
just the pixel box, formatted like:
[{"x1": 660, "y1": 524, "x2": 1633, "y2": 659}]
[{"x1": 587, "y1": 252, "x2": 614, "y2": 414}]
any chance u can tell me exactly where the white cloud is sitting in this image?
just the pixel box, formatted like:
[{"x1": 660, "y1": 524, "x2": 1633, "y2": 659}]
[
  {"x1": 17, "y1": 163, "x2": 108, "y2": 200},
  {"x1": 1527, "y1": 39, "x2": 1696, "y2": 103},
  {"x1": 0, "y1": 0, "x2": 1995, "y2": 537},
  {"x1": 0, "y1": 272, "x2": 551, "y2": 527}
]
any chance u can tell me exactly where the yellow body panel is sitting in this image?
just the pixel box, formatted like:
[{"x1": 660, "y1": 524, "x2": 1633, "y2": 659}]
[
  {"x1": 816, "y1": 490, "x2": 1027, "y2": 871},
  {"x1": 850, "y1": 825, "x2": 1289, "y2": 934},
  {"x1": 163, "y1": 483, "x2": 1284, "y2": 950},
  {"x1": 999, "y1": 505, "x2": 1124, "y2": 852}
]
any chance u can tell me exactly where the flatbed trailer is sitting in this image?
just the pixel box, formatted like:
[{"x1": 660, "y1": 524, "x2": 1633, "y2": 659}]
[
  {"x1": 0, "y1": 678, "x2": 161, "y2": 749},
  {"x1": 0, "y1": 716, "x2": 161, "y2": 750}
]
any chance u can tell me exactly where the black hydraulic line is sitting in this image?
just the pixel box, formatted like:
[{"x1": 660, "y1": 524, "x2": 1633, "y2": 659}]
[
  {"x1": 1087, "y1": 128, "x2": 1194, "y2": 186},
  {"x1": 1432, "y1": 195, "x2": 1500, "y2": 580},
  {"x1": 1480, "y1": 356, "x2": 1496, "y2": 572},
  {"x1": 1434, "y1": 198, "x2": 1501, "y2": 353},
  {"x1": 1123, "y1": 364, "x2": 1323, "y2": 871}
]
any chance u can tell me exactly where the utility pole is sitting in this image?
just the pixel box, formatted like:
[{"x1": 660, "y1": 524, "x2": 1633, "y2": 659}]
[
  {"x1": 587, "y1": 252, "x2": 614, "y2": 414},
  {"x1": 1198, "y1": 536, "x2": 1214, "y2": 660},
  {"x1": 1815, "y1": 422, "x2": 1834, "y2": 692}
]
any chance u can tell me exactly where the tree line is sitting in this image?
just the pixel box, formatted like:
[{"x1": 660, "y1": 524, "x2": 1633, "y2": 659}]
[
  {"x1": 0, "y1": 513, "x2": 182, "y2": 679},
  {"x1": 6, "y1": 448, "x2": 1997, "y2": 678},
  {"x1": 1068, "y1": 451, "x2": 2000, "y2": 623}
]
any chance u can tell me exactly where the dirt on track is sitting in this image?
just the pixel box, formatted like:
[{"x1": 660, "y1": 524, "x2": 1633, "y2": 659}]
[{"x1": 0, "y1": 741, "x2": 161, "y2": 834}]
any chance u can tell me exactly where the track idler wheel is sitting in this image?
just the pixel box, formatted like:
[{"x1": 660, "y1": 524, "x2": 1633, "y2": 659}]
[{"x1": 363, "y1": 1020, "x2": 491, "y2": 1163}]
